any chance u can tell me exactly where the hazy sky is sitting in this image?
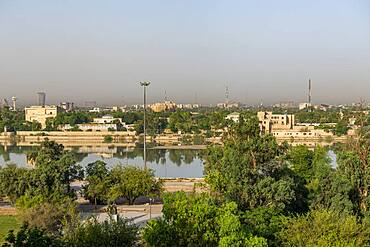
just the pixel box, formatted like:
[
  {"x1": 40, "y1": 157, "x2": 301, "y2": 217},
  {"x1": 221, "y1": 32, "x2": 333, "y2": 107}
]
[{"x1": 0, "y1": 0, "x2": 369, "y2": 106}]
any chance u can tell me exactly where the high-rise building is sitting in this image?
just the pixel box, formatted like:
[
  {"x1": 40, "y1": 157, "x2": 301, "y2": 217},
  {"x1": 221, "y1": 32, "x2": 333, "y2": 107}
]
[
  {"x1": 11, "y1": 96, "x2": 17, "y2": 111},
  {"x1": 37, "y1": 92, "x2": 46, "y2": 107}
]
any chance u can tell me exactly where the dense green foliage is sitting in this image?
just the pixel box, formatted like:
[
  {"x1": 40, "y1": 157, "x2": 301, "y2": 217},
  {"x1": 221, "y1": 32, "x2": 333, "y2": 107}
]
[
  {"x1": 0, "y1": 108, "x2": 41, "y2": 132},
  {"x1": 2, "y1": 223, "x2": 63, "y2": 247},
  {"x1": 1, "y1": 218, "x2": 138, "y2": 247},
  {"x1": 0, "y1": 140, "x2": 83, "y2": 204},
  {"x1": 144, "y1": 116, "x2": 370, "y2": 246},
  {"x1": 278, "y1": 210, "x2": 370, "y2": 246},
  {"x1": 143, "y1": 192, "x2": 268, "y2": 247},
  {"x1": 205, "y1": 116, "x2": 308, "y2": 213},
  {"x1": 83, "y1": 162, "x2": 163, "y2": 205},
  {"x1": 63, "y1": 217, "x2": 138, "y2": 247},
  {"x1": 1, "y1": 109, "x2": 369, "y2": 246}
]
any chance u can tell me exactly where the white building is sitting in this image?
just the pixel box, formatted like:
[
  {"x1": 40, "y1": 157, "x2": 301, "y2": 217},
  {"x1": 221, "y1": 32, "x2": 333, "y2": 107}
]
[
  {"x1": 93, "y1": 115, "x2": 122, "y2": 124},
  {"x1": 225, "y1": 112, "x2": 240, "y2": 123},
  {"x1": 61, "y1": 123, "x2": 118, "y2": 132},
  {"x1": 299, "y1": 102, "x2": 312, "y2": 110},
  {"x1": 89, "y1": 107, "x2": 101, "y2": 113}
]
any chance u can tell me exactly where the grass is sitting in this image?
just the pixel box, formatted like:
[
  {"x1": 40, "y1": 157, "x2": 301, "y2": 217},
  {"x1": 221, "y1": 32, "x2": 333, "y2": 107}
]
[{"x1": 0, "y1": 215, "x2": 21, "y2": 243}]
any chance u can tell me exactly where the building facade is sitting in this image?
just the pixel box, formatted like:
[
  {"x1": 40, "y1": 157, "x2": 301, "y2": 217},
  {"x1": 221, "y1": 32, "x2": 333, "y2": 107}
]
[
  {"x1": 150, "y1": 101, "x2": 177, "y2": 112},
  {"x1": 93, "y1": 115, "x2": 122, "y2": 124},
  {"x1": 25, "y1": 105, "x2": 59, "y2": 128},
  {"x1": 257, "y1": 111, "x2": 295, "y2": 134}
]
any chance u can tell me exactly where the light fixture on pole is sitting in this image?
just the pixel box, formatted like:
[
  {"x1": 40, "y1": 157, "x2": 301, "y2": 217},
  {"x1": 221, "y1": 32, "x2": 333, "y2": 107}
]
[{"x1": 140, "y1": 81, "x2": 150, "y2": 168}]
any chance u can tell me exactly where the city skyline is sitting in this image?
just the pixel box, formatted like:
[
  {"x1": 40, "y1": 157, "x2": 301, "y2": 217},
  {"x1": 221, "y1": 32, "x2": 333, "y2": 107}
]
[{"x1": 1, "y1": 0, "x2": 369, "y2": 105}]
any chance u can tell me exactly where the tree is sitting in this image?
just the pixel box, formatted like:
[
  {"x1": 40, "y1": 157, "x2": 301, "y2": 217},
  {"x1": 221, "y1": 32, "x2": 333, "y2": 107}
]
[
  {"x1": 0, "y1": 140, "x2": 83, "y2": 206},
  {"x1": 83, "y1": 161, "x2": 110, "y2": 206},
  {"x1": 336, "y1": 128, "x2": 369, "y2": 213},
  {"x1": 278, "y1": 210, "x2": 370, "y2": 247},
  {"x1": 204, "y1": 117, "x2": 308, "y2": 213},
  {"x1": 17, "y1": 199, "x2": 78, "y2": 235},
  {"x1": 0, "y1": 164, "x2": 30, "y2": 204},
  {"x1": 29, "y1": 140, "x2": 84, "y2": 199},
  {"x1": 63, "y1": 217, "x2": 138, "y2": 247},
  {"x1": 334, "y1": 120, "x2": 349, "y2": 136},
  {"x1": 1, "y1": 223, "x2": 63, "y2": 247},
  {"x1": 168, "y1": 111, "x2": 193, "y2": 133},
  {"x1": 108, "y1": 166, "x2": 162, "y2": 205},
  {"x1": 143, "y1": 192, "x2": 267, "y2": 247},
  {"x1": 287, "y1": 145, "x2": 332, "y2": 205}
]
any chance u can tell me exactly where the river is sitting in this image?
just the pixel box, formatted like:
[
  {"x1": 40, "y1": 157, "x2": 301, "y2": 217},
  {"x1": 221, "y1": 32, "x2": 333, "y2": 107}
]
[
  {"x1": 0, "y1": 142, "x2": 338, "y2": 178},
  {"x1": 0, "y1": 145, "x2": 204, "y2": 178}
]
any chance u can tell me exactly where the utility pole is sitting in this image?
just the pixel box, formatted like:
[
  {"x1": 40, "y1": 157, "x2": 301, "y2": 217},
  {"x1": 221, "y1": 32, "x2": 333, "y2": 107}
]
[{"x1": 140, "y1": 81, "x2": 150, "y2": 168}]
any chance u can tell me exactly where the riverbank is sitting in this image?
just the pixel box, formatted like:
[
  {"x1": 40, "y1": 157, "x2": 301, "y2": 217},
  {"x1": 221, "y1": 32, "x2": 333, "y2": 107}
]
[{"x1": 0, "y1": 130, "x2": 348, "y2": 147}]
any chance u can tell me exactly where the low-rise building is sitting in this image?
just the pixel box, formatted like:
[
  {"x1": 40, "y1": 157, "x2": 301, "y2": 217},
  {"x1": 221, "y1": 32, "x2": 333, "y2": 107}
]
[
  {"x1": 25, "y1": 105, "x2": 59, "y2": 128},
  {"x1": 89, "y1": 107, "x2": 101, "y2": 113},
  {"x1": 217, "y1": 102, "x2": 240, "y2": 109},
  {"x1": 226, "y1": 112, "x2": 240, "y2": 123},
  {"x1": 61, "y1": 123, "x2": 118, "y2": 132},
  {"x1": 299, "y1": 102, "x2": 312, "y2": 110},
  {"x1": 271, "y1": 129, "x2": 333, "y2": 138},
  {"x1": 93, "y1": 115, "x2": 122, "y2": 124}
]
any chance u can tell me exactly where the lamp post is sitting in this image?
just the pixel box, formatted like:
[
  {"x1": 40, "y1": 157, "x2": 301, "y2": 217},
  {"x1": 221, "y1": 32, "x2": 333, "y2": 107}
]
[
  {"x1": 149, "y1": 198, "x2": 153, "y2": 219},
  {"x1": 140, "y1": 81, "x2": 150, "y2": 168}
]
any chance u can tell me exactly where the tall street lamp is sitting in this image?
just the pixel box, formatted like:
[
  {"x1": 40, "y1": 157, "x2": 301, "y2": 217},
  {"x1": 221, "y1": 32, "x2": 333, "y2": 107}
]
[{"x1": 140, "y1": 81, "x2": 150, "y2": 168}]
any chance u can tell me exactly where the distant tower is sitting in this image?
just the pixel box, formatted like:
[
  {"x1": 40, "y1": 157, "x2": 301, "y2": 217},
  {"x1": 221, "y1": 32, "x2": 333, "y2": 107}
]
[
  {"x1": 11, "y1": 96, "x2": 17, "y2": 111},
  {"x1": 225, "y1": 86, "x2": 229, "y2": 104},
  {"x1": 37, "y1": 92, "x2": 46, "y2": 107},
  {"x1": 164, "y1": 90, "x2": 168, "y2": 101},
  {"x1": 308, "y1": 79, "x2": 312, "y2": 104}
]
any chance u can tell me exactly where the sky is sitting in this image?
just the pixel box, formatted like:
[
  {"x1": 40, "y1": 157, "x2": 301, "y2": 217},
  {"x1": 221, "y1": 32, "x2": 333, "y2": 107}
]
[{"x1": 0, "y1": 0, "x2": 369, "y2": 106}]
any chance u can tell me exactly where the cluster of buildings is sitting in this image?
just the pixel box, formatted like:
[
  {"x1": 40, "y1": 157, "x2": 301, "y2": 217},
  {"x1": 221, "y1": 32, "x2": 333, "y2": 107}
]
[
  {"x1": 257, "y1": 111, "x2": 334, "y2": 138},
  {"x1": 61, "y1": 115, "x2": 133, "y2": 132},
  {"x1": 149, "y1": 101, "x2": 200, "y2": 112},
  {"x1": 226, "y1": 111, "x2": 337, "y2": 139}
]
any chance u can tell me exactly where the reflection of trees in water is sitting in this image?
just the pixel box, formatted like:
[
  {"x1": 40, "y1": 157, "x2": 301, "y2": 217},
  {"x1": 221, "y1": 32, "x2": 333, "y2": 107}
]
[
  {"x1": 168, "y1": 149, "x2": 200, "y2": 167},
  {"x1": 72, "y1": 152, "x2": 89, "y2": 163},
  {"x1": 114, "y1": 147, "x2": 201, "y2": 167},
  {"x1": 0, "y1": 144, "x2": 203, "y2": 167},
  {"x1": 0, "y1": 145, "x2": 10, "y2": 161},
  {"x1": 0, "y1": 145, "x2": 38, "y2": 163}
]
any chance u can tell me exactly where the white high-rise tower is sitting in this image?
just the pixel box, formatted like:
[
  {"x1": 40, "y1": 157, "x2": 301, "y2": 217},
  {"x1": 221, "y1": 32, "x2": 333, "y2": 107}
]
[{"x1": 11, "y1": 96, "x2": 17, "y2": 111}]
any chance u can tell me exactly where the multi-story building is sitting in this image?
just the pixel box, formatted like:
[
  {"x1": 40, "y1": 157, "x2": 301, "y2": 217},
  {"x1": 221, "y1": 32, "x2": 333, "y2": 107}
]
[
  {"x1": 25, "y1": 105, "x2": 59, "y2": 128},
  {"x1": 59, "y1": 102, "x2": 74, "y2": 112},
  {"x1": 150, "y1": 101, "x2": 177, "y2": 112},
  {"x1": 257, "y1": 111, "x2": 295, "y2": 134}
]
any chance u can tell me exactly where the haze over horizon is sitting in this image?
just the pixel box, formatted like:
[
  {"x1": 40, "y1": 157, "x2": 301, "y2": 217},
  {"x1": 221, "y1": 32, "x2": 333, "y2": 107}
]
[{"x1": 0, "y1": 0, "x2": 369, "y2": 106}]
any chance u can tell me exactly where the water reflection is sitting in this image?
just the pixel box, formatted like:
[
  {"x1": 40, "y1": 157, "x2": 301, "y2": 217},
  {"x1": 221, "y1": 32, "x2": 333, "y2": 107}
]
[{"x1": 0, "y1": 145, "x2": 204, "y2": 178}]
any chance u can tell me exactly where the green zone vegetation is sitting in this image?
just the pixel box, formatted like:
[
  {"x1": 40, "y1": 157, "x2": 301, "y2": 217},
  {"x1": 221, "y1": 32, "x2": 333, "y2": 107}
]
[
  {"x1": 0, "y1": 114, "x2": 369, "y2": 246},
  {"x1": 1, "y1": 105, "x2": 369, "y2": 139}
]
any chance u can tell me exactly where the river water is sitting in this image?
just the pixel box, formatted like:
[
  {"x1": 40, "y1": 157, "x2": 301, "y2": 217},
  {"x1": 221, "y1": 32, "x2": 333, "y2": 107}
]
[
  {"x1": 0, "y1": 143, "x2": 338, "y2": 178},
  {"x1": 0, "y1": 145, "x2": 205, "y2": 178}
]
